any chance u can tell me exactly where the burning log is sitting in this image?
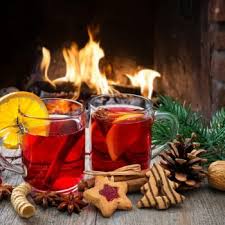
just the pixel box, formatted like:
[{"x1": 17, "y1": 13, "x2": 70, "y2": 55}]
[
  {"x1": 53, "y1": 80, "x2": 76, "y2": 93},
  {"x1": 26, "y1": 76, "x2": 159, "y2": 104},
  {"x1": 78, "y1": 82, "x2": 97, "y2": 102},
  {"x1": 28, "y1": 81, "x2": 56, "y2": 94},
  {"x1": 27, "y1": 78, "x2": 97, "y2": 102},
  {"x1": 27, "y1": 79, "x2": 76, "y2": 99},
  {"x1": 40, "y1": 90, "x2": 75, "y2": 99}
]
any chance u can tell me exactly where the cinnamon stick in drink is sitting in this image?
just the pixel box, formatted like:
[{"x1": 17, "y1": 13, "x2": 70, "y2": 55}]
[{"x1": 43, "y1": 132, "x2": 85, "y2": 188}]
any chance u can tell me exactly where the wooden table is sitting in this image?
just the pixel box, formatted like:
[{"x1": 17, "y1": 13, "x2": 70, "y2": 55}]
[{"x1": 1, "y1": 151, "x2": 225, "y2": 225}]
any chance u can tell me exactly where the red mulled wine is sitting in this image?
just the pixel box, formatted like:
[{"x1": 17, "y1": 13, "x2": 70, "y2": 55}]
[
  {"x1": 91, "y1": 105, "x2": 153, "y2": 171},
  {"x1": 22, "y1": 119, "x2": 85, "y2": 192}
]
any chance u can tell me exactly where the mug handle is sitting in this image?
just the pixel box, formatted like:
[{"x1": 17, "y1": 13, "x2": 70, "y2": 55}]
[
  {"x1": 151, "y1": 111, "x2": 179, "y2": 158},
  {"x1": 0, "y1": 127, "x2": 26, "y2": 176}
]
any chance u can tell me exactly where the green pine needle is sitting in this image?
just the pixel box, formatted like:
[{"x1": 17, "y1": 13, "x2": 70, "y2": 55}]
[
  {"x1": 153, "y1": 96, "x2": 206, "y2": 144},
  {"x1": 204, "y1": 108, "x2": 225, "y2": 163},
  {"x1": 152, "y1": 96, "x2": 225, "y2": 164}
]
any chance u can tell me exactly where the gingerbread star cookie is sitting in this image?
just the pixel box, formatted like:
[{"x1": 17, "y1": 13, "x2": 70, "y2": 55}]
[
  {"x1": 83, "y1": 176, "x2": 132, "y2": 217},
  {"x1": 137, "y1": 164, "x2": 185, "y2": 209}
]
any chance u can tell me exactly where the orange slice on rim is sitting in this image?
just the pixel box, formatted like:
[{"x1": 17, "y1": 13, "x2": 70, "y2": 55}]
[{"x1": 0, "y1": 91, "x2": 49, "y2": 149}]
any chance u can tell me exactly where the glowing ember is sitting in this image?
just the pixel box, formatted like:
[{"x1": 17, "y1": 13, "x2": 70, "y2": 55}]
[{"x1": 46, "y1": 99, "x2": 81, "y2": 115}]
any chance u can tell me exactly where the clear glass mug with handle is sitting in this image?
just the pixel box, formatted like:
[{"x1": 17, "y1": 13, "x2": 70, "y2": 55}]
[
  {"x1": 88, "y1": 94, "x2": 178, "y2": 171},
  {"x1": 0, "y1": 98, "x2": 86, "y2": 193}
]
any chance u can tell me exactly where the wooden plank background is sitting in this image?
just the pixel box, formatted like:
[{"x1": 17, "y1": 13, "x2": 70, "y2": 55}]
[{"x1": 154, "y1": 0, "x2": 212, "y2": 119}]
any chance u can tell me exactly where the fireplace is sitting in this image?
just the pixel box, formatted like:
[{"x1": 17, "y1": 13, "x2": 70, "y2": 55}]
[{"x1": 2, "y1": 0, "x2": 225, "y2": 118}]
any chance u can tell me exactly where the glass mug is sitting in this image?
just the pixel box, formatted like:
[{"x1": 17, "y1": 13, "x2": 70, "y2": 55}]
[
  {"x1": 0, "y1": 98, "x2": 85, "y2": 193},
  {"x1": 89, "y1": 94, "x2": 178, "y2": 171}
]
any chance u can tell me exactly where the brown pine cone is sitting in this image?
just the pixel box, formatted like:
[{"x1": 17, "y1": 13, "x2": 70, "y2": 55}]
[{"x1": 159, "y1": 133, "x2": 207, "y2": 191}]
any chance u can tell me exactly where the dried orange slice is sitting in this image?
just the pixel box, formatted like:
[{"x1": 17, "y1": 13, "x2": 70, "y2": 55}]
[{"x1": 0, "y1": 91, "x2": 49, "y2": 149}]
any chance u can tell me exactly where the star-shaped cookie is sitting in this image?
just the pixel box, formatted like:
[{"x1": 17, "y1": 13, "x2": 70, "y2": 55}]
[{"x1": 83, "y1": 176, "x2": 132, "y2": 217}]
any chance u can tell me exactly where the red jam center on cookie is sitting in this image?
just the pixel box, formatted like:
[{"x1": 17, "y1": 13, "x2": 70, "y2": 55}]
[{"x1": 99, "y1": 184, "x2": 119, "y2": 201}]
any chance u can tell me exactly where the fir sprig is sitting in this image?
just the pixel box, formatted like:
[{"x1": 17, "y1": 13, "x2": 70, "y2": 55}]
[
  {"x1": 153, "y1": 96, "x2": 207, "y2": 145},
  {"x1": 152, "y1": 96, "x2": 225, "y2": 164},
  {"x1": 204, "y1": 108, "x2": 225, "y2": 163}
]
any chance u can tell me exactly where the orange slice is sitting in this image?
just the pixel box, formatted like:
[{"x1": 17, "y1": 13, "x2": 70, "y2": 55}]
[
  {"x1": 106, "y1": 122, "x2": 141, "y2": 161},
  {"x1": 113, "y1": 113, "x2": 143, "y2": 123},
  {"x1": 0, "y1": 91, "x2": 49, "y2": 149}
]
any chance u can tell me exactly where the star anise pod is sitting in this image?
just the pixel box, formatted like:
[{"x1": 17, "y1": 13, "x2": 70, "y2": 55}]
[
  {"x1": 57, "y1": 192, "x2": 88, "y2": 215},
  {"x1": 0, "y1": 183, "x2": 13, "y2": 200},
  {"x1": 32, "y1": 191, "x2": 61, "y2": 208}
]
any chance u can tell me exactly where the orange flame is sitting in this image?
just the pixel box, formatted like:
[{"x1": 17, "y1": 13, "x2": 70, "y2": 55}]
[
  {"x1": 40, "y1": 47, "x2": 55, "y2": 87},
  {"x1": 126, "y1": 69, "x2": 161, "y2": 98},
  {"x1": 53, "y1": 43, "x2": 81, "y2": 86},
  {"x1": 79, "y1": 29, "x2": 112, "y2": 94},
  {"x1": 40, "y1": 30, "x2": 113, "y2": 96},
  {"x1": 39, "y1": 30, "x2": 160, "y2": 99}
]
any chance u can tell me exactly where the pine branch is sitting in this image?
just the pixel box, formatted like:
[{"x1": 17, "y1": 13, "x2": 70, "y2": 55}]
[
  {"x1": 204, "y1": 108, "x2": 225, "y2": 163},
  {"x1": 152, "y1": 96, "x2": 225, "y2": 164},
  {"x1": 152, "y1": 96, "x2": 207, "y2": 145}
]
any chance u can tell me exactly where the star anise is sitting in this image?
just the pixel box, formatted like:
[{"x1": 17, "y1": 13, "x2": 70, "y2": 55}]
[
  {"x1": 0, "y1": 183, "x2": 13, "y2": 200},
  {"x1": 57, "y1": 192, "x2": 88, "y2": 215},
  {"x1": 32, "y1": 191, "x2": 61, "y2": 208}
]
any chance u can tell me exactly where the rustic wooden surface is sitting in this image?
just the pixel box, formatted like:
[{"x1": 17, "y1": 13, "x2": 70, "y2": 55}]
[{"x1": 1, "y1": 149, "x2": 225, "y2": 225}]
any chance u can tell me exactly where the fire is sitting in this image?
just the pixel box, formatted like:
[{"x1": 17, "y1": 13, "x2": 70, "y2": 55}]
[
  {"x1": 41, "y1": 29, "x2": 112, "y2": 98},
  {"x1": 54, "y1": 43, "x2": 80, "y2": 86},
  {"x1": 40, "y1": 47, "x2": 55, "y2": 87},
  {"x1": 79, "y1": 29, "x2": 112, "y2": 94},
  {"x1": 39, "y1": 29, "x2": 160, "y2": 99},
  {"x1": 126, "y1": 69, "x2": 161, "y2": 99}
]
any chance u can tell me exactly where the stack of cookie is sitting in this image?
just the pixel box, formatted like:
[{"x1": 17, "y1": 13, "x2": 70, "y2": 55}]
[{"x1": 82, "y1": 163, "x2": 185, "y2": 217}]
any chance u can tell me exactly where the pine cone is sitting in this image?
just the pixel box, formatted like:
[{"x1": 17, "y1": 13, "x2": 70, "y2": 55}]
[{"x1": 159, "y1": 133, "x2": 207, "y2": 191}]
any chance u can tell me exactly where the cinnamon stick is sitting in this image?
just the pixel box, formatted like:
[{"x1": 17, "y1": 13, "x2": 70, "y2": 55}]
[
  {"x1": 78, "y1": 173, "x2": 148, "y2": 193},
  {"x1": 43, "y1": 134, "x2": 84, "y2": 188},
  {"x1": 126, "y1": 177, "x2": 148, "y2": 193}
]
